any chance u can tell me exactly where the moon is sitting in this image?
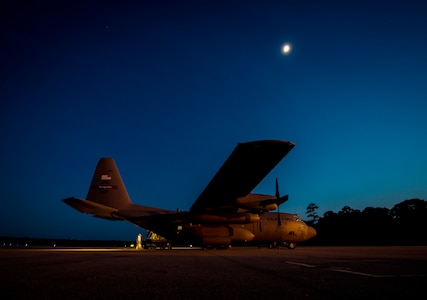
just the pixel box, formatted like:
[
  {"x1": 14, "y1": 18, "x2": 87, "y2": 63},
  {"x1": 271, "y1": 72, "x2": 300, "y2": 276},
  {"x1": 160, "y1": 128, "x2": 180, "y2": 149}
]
[{"x1": 281, "y1": 43, "x2": 291, "y2": 55}]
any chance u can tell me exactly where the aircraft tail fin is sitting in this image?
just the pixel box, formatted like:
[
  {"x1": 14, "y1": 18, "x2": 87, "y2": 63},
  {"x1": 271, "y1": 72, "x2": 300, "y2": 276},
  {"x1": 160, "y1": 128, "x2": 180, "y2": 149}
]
[{"x1": 86, "y1": 157, "x2": 132, "y2": 209}]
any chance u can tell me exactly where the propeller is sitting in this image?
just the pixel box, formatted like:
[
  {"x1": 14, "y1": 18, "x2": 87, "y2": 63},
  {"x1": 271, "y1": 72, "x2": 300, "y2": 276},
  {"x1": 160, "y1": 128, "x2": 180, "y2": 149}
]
[{"x1": 275, "y1": 178, "x2": 289, "y2": 227}]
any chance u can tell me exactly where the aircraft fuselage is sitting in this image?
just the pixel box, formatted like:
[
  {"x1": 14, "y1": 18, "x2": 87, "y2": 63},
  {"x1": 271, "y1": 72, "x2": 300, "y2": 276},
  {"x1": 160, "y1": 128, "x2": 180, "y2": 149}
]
[{"x1": 131, "y1": 210, "x2": 316, "y2": 248}]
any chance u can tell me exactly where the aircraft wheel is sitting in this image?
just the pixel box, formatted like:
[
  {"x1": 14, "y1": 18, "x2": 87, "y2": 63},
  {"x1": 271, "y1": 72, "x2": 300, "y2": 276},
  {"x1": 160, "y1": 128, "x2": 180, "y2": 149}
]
[{"x1": 287, "y1": 242, "x2": 296, "y2": 250}]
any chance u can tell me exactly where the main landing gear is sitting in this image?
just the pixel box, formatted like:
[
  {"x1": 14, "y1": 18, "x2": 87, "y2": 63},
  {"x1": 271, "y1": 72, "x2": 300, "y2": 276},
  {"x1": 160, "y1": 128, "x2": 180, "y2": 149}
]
[{"x1": 266, "y1": 242, "x2": 296, "y2": 249}]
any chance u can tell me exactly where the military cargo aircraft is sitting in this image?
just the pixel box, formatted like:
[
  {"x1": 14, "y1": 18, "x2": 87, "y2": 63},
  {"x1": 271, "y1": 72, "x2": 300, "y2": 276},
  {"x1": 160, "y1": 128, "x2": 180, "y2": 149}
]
[{"x1": 63, "y1": 140, "x2": 316, "y2": 249}]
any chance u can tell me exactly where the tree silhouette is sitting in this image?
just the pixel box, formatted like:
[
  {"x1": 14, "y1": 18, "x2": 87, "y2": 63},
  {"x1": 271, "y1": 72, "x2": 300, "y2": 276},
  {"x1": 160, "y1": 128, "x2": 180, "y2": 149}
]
[
  {"x1": 309, "y1": 199, "x2": 426, "y2": 246},
  {"x1": 390, "y1": 198, "x2": 427, "y2": 244},
  {"x1": 306, "y1": 203, "x2": 319, "y2": 225}
]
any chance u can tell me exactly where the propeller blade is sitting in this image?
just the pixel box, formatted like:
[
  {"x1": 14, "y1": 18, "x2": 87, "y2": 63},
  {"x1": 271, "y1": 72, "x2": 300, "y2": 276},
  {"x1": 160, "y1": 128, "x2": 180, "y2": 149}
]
[
  {"x1": 278, "y1": 195, "x2": 289, "y2": 206},
  {"x1": 276, "y1": 178, "x2": 281, "y2": 227}
]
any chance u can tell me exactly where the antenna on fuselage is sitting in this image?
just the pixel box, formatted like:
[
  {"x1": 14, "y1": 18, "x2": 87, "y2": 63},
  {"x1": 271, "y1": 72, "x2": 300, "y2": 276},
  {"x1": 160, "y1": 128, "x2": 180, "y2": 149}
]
[{"x1": 276, "y1": 179, "x2": 281, "y2": 226}]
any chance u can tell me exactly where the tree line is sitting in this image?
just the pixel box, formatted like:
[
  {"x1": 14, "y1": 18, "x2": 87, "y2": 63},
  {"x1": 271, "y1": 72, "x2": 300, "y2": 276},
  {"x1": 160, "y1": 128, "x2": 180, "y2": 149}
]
[{"x1": 304, "y1": 198, "x2": 427, "y2": 245}]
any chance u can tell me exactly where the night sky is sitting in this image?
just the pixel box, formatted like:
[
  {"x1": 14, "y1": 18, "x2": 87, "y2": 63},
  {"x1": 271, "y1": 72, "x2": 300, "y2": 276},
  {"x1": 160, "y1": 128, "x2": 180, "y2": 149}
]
[{"x1": 1, "y1": 0, "x2": 426, "y2": 240}]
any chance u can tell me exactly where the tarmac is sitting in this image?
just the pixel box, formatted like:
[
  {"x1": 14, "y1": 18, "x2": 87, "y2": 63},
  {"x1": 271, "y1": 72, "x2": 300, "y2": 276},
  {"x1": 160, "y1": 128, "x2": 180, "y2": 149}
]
[{"x1": 1, "y1": 246, "x2": 426, "y2": 299}]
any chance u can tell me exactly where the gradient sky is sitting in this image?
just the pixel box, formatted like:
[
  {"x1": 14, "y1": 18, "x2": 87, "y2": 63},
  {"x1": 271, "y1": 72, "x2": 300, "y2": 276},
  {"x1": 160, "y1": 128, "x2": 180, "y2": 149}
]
[{"x1": 1, "y1": 0, "x2": 426, "y2": 240}]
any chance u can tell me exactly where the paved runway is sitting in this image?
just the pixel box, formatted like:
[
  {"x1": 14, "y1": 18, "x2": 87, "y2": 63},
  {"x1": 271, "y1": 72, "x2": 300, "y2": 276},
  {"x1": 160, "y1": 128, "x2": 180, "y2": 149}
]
[{"x1": 1, "y1": 246, "x2": 426, "y2": 299}]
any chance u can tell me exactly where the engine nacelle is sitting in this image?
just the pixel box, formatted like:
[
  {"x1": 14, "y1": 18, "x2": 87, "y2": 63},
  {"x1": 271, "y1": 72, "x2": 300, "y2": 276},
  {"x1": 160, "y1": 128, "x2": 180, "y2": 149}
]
[
  {"x1": 236, "y1": 194, "x2": 279, "y2": 213},
  {"x1": 246, "y1": 203, "x2": 277, "y2": 212}
]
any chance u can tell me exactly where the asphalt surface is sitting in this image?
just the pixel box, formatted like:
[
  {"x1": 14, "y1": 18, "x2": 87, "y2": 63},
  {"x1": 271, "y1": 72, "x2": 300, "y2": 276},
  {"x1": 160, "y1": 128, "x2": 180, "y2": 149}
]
[{"x1": 1, "y1": 246, "x2": 426, "y2": 299}]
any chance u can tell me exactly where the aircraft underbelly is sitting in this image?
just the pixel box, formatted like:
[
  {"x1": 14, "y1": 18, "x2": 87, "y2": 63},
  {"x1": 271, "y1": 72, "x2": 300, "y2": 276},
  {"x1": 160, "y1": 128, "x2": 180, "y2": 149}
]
[
  {"x1": 192, "y1": 225, "x2": 254, "y2": 244},
  {"x1": 246, "y1": 221, "x2": 309, "y2": 242}
]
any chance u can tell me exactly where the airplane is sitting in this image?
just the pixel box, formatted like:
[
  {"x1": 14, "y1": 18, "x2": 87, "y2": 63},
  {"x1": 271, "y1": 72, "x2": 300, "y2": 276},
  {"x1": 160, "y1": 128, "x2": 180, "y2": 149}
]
[{"x1": 62, "y1": 140, "x2": 316, "y2": 249}]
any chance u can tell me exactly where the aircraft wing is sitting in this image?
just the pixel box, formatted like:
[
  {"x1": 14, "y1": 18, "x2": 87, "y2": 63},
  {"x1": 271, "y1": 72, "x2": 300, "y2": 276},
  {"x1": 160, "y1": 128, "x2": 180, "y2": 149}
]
[{"x1": 190, "y1": 140, "x2": 294, "y2": 213}]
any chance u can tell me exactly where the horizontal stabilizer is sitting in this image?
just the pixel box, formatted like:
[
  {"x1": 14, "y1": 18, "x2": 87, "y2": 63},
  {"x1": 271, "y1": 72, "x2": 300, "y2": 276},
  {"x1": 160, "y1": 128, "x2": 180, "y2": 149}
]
[{"x1": 62, "y1": 197, "x2": 122, "y2": 220}]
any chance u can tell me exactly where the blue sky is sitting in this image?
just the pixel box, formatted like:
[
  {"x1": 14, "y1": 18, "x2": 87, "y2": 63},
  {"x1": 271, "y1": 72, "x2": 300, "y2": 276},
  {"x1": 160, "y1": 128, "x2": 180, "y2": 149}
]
[{"x1": 1, "y1": 0, "x2": 426, "y2": 240}]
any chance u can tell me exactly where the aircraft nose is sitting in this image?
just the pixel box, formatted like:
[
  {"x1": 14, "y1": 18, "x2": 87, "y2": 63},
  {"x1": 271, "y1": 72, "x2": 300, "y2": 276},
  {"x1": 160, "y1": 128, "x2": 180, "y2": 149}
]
[{"x1": 307, "y1": 226, "x2": 317, "y2": 239}]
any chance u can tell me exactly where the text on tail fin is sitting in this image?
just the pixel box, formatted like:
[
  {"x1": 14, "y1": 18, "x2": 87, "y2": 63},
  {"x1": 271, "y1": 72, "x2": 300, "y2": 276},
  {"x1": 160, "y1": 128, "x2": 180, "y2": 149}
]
[{"x1": 86, "y1": 158, "x2": 132, "y2": 209}]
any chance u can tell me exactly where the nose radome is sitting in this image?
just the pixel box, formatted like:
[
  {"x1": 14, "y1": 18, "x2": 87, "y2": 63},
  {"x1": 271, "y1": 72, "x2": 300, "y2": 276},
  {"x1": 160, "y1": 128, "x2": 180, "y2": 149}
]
[{"x1": 307, "y1": 226, "x2": 317, "y2": 239}]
